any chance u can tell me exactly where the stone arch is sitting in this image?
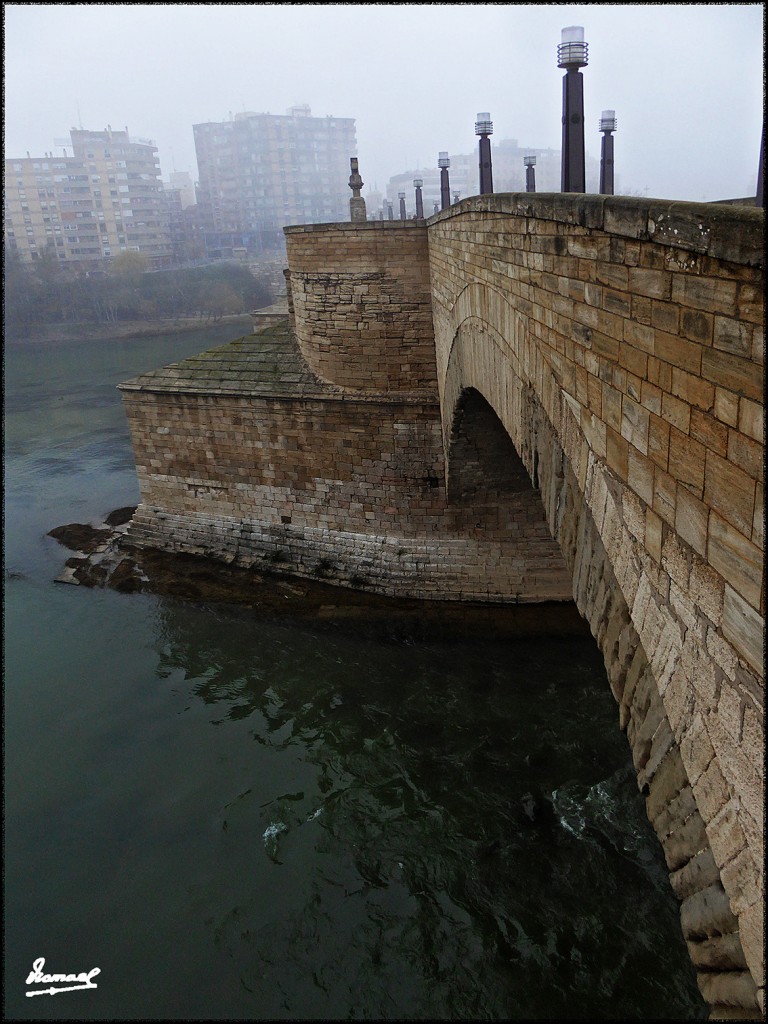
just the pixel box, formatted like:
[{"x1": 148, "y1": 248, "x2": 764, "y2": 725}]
[
  {"x1": 446, "y1": 387, "x2": 540, "y2": 504},
  {"x1": 439, "y1": 298, "x2": 761, "y2": 1016}
]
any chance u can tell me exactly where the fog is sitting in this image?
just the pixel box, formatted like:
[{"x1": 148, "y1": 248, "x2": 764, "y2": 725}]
[{"x1": 4, "y1": 3, "x2": 764, "y2": 201}]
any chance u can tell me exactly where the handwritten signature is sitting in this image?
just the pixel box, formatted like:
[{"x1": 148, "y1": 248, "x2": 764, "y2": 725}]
[{"x1": 26, "y1": 957, "x2": 100, "y2": 997}]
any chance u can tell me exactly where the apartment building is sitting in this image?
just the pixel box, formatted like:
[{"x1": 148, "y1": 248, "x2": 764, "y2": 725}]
[
  {"x1": 386, "y1": 158, "x2": 476, "y2": 217},
  {"x1": 193, "y1": 105, "x2": 356, "y2": 255},
  {"x1": 385, "y1": 139, "x2": 600, "y2": 214},
  {"x1": 4, "y1": 128, "x2": 172, "y2": 271}
]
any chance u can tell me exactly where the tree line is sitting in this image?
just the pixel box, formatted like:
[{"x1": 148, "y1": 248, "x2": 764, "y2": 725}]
[{"x1": 4, "y1": 249, "x2": 274, "y2": 332}]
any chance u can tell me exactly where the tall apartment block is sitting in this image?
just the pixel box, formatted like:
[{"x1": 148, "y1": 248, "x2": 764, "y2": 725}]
[
  {"x1": 4, "y1": 128, "x2": 172, "y2": 272},
  {"x1": 193, "y1": 105, "x2": 356, "y2": 255}
]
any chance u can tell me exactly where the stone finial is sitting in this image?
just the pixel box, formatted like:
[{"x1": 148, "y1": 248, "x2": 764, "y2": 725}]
[{"x1": 348, "y1": 157, "x2": 367, "y2": 223}]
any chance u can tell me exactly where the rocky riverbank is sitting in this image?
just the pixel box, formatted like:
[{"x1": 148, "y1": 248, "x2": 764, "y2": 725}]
[{"x1": 47, "y1": 508, "x2": 588, "y2": 641}]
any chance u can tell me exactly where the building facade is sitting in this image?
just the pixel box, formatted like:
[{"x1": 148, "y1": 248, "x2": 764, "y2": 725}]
[
  {"x1": 193, "y1": 105, "x2": 356, "y2": 256},
  {"x1": 386, "y1": 139, "x2": 600, "y2": 214},
  {"x1": 3, "y1": 128, "x2": 172, "y2": 271}
]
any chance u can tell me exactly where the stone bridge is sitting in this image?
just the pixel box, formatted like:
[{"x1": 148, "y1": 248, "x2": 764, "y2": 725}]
[
  {"x1": 429, "y1": 195, "x2": 764, "y2": 1018},
  {"x1": 120, "y1": 194, "x2": 764, "y2": 1016}
]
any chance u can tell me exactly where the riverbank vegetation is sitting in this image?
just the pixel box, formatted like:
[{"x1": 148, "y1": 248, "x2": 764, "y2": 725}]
[{"x1": 4, "y1": 250, "x2": 274, "y2": 334}]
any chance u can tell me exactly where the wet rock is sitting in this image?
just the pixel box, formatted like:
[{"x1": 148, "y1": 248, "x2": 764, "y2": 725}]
[
  {"x1": 106, "y1": 558, "x2": 142, "y2": 594},
  {"x1": 48, "y1": 522, "x2": 112, "y2": 553},
  {"x1": 104, "y1": 506, "x2": 137, "y2": 528},
  {"x1": 62, "y1": 556, "x2": 109, "y2": 587}
]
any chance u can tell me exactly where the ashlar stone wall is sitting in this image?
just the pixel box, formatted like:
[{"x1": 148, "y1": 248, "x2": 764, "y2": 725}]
[
  {"x1": 120, "y1": 323, "x2": 572, "y2": 604},
  {"x1": 428, "y1": 193, "x2": 764, "y2": 1012},
  {"x1": 284, "y1": 221, "x2": 437, "y2": 392}
]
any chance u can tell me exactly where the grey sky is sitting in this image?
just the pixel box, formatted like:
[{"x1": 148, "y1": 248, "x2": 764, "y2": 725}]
[{"x1": 4, "y1": 3, "x2": 764, "y2": 202}]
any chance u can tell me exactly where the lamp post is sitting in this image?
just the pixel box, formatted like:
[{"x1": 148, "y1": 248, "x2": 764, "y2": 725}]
[
  {"x1": 558, "y1": 26, "x2": 588, "y2": 192},
  {"x1": 398, "y1": 190, "x2": 407, "y2": 219},
  {"x1": 756, "y1": 121, "x2": 764, "y2": 208},
  {"x1": 475, "y1": 112, "x2": 494, "y2": 194},
  {"x1": 433, "y1": 200, "x2": 440, "y2": 214},
  {"x1": 413, "y1": 177, "x2": 424, "y2": 218},
  {"x1": 387, "y1": 200, "x2": 394, "y2": 220},
  {"x1": 453, "y1": 190, "x2": 461, "y2": 204},
  {"x1": 438, "y1": 151, "x2": 451, "y2": 209},
  {"x1": 599, "y1": 110, "x2": 617, "y2": 195},
  {"x1": 524, "y1": 154, "x2": 537, "y2": 193}
]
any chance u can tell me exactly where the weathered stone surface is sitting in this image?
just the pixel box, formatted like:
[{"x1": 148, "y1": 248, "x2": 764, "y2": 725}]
[
  {"x1": 118, "y1": 323, "x2": 572, "y2": 606},
  {"x1": 428, "y1": 194, "x2": 763, "y2": 1007},
  {"x1": 687, "y1": 932, "x2": 748, "y2": 971},
  {"x1": 49, "y1": 512, "x2": 591, "y2": 639},
  {"x1": 661, "y1": 809, "x2": 710, "y2": 872},
  {"x1": 645, "y1": 746, "x2": 689, "y2": 822},
  {"x1": 680, "y1": 882, "x2": 739, "y2": 940},
  {"x1": 696, "y1": 971, "x2": 759, "y2": 1011},
  {"x1": 47, "y1": 522, "x2": 112, "y2": 553},
  {"x1": 114, "y1": 194, "x2": 764, "y2": 1011},
  {"x1": 669, "y1": 848, "x2": 723, "y2": 901}
]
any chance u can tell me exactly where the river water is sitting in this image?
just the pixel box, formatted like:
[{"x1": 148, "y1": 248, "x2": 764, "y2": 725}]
[{"x1": 3, "y1": 328, "x2": 706, "y2": 1020}]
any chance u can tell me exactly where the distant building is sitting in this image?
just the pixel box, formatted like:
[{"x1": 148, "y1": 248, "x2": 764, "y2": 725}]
[
  {"x1": 3, "y1": 127, "x2": 172, "y2": 271},
  {"x1": 386, "y1": 139, "x2": 600, "y2": 212},
  {"x1": 193, "y1": 105, "x2": 356, "y2": 256},
  {"x1": 167, "y1": 170, "x2": 196, "y2": 209},
  {"x1": 386, "y1": 161, "x2": 475, "y2": 216}
]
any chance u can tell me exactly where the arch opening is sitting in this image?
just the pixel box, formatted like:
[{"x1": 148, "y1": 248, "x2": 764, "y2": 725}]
[
  {"x1": 447, "y1": 387, "x2": 536, "y2": 504},
  {"x1": 439, "y1": 317, "x2": 761, "y2": 1017},
  {"x1": 444, "y1": 387, "x2": 571, "y2": 603}
]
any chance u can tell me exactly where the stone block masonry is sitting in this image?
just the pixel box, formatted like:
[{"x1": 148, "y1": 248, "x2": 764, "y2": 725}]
[
  {"x1": 119, "y1": 322, "x2": 572, "y2": 604},
  {"x1": 119, "y1": 193, "x2": 764, "y2": 1013},
  {"x1": 429, "y1": 192, "x2": 764, "y2": 1012},
  {"x1": 284, "y1": 221, "x2": 438, "y2": 392}
]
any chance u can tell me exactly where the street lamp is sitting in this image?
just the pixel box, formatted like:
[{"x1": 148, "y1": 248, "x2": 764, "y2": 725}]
[
  {"x1": 475, "y1": 112, "x2": 494, "y2": 194},
  {"x1": 433, "y1": 200, "x2": 440, "y2": 214},
  {"x1": 398, "y1": 190, "x2": 407, "y2": 219},
  {"x1": 413, "y1": 177, "x2": 424, "y2": 218},
  {"x1": 524, "y1": 154, "x2": 537, "y2": 193},
  {"x1": 438, "y1": 151, "x2": 451, "y2": 209},
  {"x1": 453, "y1": 190, "x2": 461, "y2": 204},
  {"x1": 757, "y1": 122, "x2": 764, "y2": 208},
  {"x1": 599, "y1": 110, "x2": 617, "y2": 195},
  {"x1": 387, "y1": 199, "x2": 394, "y2": 220},
  {"x1": 558, "y1": 26, "x2": 588, "y2": 192}
]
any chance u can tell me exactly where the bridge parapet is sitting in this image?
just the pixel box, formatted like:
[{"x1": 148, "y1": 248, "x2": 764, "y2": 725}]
[{"x1": 428, "y1": 192, "x2": 764, "y2": 1008}]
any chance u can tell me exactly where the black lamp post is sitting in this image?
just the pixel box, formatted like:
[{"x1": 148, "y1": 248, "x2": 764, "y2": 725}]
[
  {"x1": 599, "y1": 110, "x2": 617, "y2": 194},
  {"x1": 475, "y1": 112, "x2": 494, "y2": 194},
  {"x1": 398, "y1": 191, "x2": 407, "y2": 219},
  {"x1": 558, "y1": 26, "x2": 588, "y2": 192},
  {"x1": 413, "y1": 177, "x2": 424, "y2": 218},
  {"x1": 438, "y1": 151, "x2": 451, "y2": 209},
  {"x1": 387, "y1": 200, "x2": 394, "y2": 220},
  {"x1": 756, "y1": 121, "x2": 764, "y2": 208},
  {"x1": 524, "y1": 154, "x2": 537, "y2": 192}
]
